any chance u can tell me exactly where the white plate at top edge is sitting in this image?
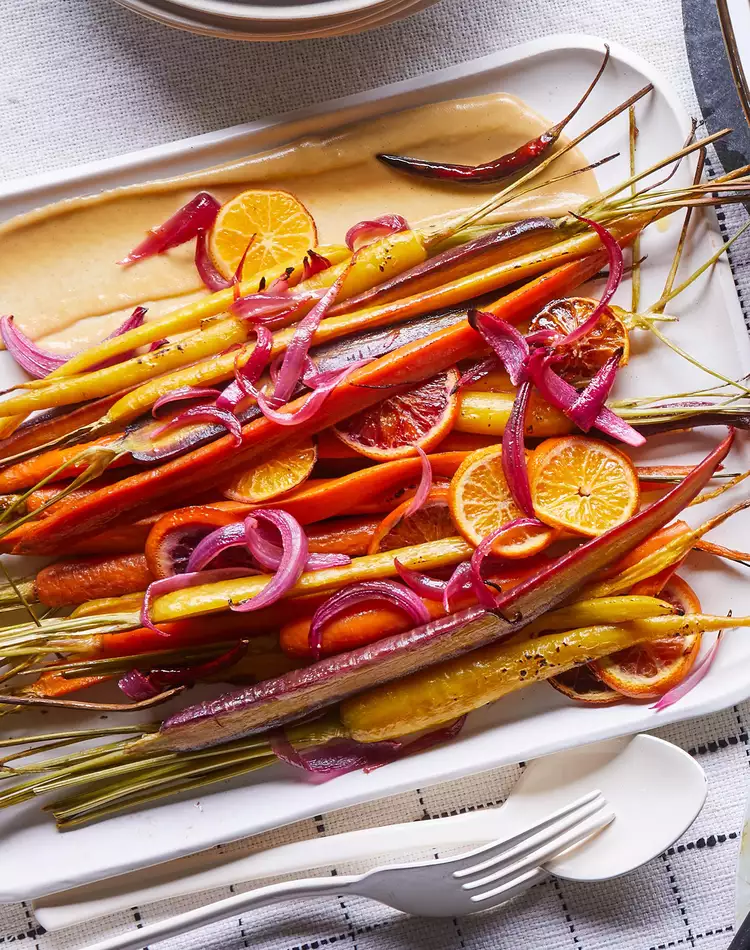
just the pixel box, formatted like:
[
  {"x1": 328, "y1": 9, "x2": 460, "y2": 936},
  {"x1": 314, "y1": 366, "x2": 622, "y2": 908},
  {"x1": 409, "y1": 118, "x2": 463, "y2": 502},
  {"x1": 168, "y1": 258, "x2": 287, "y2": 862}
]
[
  {"x1": 166, "y1": 0, "x2": 400, "y2": 23},
  {"x1": 0, "y1": 34, "x2": 749, "y2": 904},
  {"x1": 113, "y1": 0, "x2": 433, "y2": 42}
]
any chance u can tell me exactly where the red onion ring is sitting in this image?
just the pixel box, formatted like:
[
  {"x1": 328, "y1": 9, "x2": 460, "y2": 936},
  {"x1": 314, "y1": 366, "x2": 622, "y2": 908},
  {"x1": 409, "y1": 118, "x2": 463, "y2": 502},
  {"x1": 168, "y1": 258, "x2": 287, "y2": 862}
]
[
  {"x1": 252, "y1": 363, "x2": 362, "y2": 427},
  {"x1": 244, "y1": 516, "x2": 350, "y2": 571},
  {"x1": 345, "y1": 214, "x2": 409, "y2": 251},
  {"x1": 0, "y1": 307, "x2": 147, "y2": 379},
  {"x1": 402, "y1": 447, "x2": 432, "y2": 520},
  {"x1": 186, "y1": 522, "x2": 248, "y2": 573},
  {"x1": 452, "y1": 356, "x2": 499, "y2": 394},
  {"x1": 270, "y1": 715, "x2": 466, "y2": 782},
  {"x1": 525, "y1": 349, "x2": 645, "y2": 447},
  {"x1": 567, "y1": 351, "x2": 622, "y2": 432},
  {"x1": 443, "y1": 561, "x2": 473, "y2": 613},
  {"x1": 554, "y1": 215, "x2": 623, "y2": 347},
  {"x1": 468, "y1": 309, "x2": 529, "y2": 386},
  {"x1": 119, "y1": 669, "x2": 161, "y2": 701},
  {"x1": 118, "y1": 192, "x2": 221, "y2": 266},
  {"x1": 141, "y1": 568, "x2": 251, "y2": 636},
  {"x1": 502, "y1": 379, "x2": 535, "y2": 516},
  {"x1": 152, "y1": 405, "x2": 243, "y2": 447},
  {"x1": 231, "y1": 509, "x2": 309, "y2": 613},
  {"x1": 650, "y1": 631, "x2": 724, "y2": 711},
  {"x1": 119, "y1": 642, "x2": 248, "y2": 699},
  {"x1": 271, "y1": 262, "x2": 354, "y2": 405},
  {"x1": 194, "y1": 231, "x2": 232, "y2": 291},
  {"x1": 469, "y1": 518, "x2": 545, "y2": 608},
  {"x1": 152, "y1": 386, "x2": 222, "y2": 417},
  {"x1": 308, "y1": 580, "x2": 431, "y2": 660},
  {"x1": 394, "y1": 558, "x2": 446, "y2": 601}
]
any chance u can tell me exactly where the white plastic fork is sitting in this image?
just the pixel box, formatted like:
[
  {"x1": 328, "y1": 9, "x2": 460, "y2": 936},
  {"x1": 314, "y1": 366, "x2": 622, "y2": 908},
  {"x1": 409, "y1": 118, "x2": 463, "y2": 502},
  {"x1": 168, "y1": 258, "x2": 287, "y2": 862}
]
[{"x1": 81, "y1": 790, "x2": 613, "y2": 950}]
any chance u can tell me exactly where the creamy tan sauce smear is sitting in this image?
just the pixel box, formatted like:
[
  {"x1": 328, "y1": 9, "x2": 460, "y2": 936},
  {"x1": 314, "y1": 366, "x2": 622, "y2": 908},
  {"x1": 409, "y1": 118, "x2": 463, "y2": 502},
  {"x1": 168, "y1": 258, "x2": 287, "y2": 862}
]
[{"x1": 0, "y1": 93, "x2": 598, "y2": 351}]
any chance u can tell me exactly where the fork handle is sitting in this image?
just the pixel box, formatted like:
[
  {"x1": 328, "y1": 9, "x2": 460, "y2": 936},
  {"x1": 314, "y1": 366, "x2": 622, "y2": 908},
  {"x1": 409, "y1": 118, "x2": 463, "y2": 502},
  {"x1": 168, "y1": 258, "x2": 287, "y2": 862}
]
[{"x1": 80, "y1": 875, "x2": 360, "y2": 950}]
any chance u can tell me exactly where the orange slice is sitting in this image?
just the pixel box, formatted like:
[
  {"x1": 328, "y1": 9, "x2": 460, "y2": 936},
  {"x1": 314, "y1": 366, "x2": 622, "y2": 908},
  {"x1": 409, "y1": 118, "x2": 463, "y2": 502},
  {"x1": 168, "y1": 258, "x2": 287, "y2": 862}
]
[
  {"x1": 367, "y1": 488, "x2": 456, "y2": 554},
  {"x1": 448, "y1": 444, "x2": 556, "y2": 559},
  {"x1": 333, "y1": 369, "x2": 460, "y2": 461},
  {"x1": 548, "y1": 665, "x2": 623, "y2": 706},
  {"x1": 224, "y1": 438, "x2": 317, "y2": 504},
  {"x1": 527, "y1": 296, "x2": 630, "y2": 386},
  {"x1": 592, "y1": 576, "x2": 702, "y2": 699},
  {"x1": 209, "y1": 189, "x2": 317, "y2": 281},
  {"x1": 529, "y1": 436, "x2": 639, "y2": 537}
]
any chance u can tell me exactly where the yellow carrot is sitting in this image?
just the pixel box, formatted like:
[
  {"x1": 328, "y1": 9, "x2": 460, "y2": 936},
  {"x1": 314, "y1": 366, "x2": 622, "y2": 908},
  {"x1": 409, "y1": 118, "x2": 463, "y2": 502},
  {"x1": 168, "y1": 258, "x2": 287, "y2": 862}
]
[
  {"x1": 152, "y1": 537, "x2": 472, "y2": 622},
  {"x1": 341, "y1": 612, "x2": 748, "y2": 742}
]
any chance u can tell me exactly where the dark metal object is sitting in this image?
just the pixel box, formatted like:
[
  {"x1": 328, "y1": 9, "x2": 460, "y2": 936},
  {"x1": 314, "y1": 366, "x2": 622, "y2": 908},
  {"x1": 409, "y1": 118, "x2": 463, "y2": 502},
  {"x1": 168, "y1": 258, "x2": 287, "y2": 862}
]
[{"x1": 683, "y1": 0, "x2": 750, "y2": 174}]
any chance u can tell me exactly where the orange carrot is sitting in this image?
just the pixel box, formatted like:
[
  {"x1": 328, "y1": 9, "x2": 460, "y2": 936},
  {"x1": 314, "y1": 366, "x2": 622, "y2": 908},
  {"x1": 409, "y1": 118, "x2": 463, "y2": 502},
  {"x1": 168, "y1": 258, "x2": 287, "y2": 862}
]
[
  {"x1": 0, "y1": 393, "x2": 122, "y2": 463},
  {"x1": 34, "y1": 553, "x2": 154, "y2": 607},
  {"x1": 0, "y1": 434, "x2": 125, "y2": 493}
]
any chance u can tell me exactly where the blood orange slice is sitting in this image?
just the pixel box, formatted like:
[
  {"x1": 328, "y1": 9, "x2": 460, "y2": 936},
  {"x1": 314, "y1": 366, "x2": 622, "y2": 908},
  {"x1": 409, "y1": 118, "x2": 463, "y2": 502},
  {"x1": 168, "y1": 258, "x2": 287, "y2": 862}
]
[
  {"x1": 527, "y1": 296, "x2": 630, "y2": 387},
  {"x1": 333, "y1": 369, "x2": 460, "y2": 461},
  {"x1": 548, "y1": 665, "x2": 623, "y2": 706},
  {"x1": 592, "y1": 575, "x2": 702, "y2": 699},
  {"x1": 367, "y1": 488, "x2": 456, "y2": 554}
]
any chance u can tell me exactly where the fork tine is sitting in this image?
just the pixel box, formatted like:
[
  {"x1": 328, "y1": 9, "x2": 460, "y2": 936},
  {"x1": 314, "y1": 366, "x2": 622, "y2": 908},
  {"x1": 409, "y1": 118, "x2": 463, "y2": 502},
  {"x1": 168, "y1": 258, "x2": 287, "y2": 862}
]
[
  {"x1": 450, "y1": 789, "x2": 602, "y2": 876},
  {"x1": 467, "y1": 807, "x2": 615, "y2": 900},
  {"x1": 453, "y1": 792, "x2": 608, "y2": 878}
]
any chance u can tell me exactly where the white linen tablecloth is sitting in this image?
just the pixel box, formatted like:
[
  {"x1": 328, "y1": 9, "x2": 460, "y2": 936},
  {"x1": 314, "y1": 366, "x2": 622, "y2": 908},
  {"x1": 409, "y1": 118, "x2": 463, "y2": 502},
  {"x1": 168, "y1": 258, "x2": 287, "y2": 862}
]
[{"x1": 1, "y1": 2, "x2": 750, "y2": 948}]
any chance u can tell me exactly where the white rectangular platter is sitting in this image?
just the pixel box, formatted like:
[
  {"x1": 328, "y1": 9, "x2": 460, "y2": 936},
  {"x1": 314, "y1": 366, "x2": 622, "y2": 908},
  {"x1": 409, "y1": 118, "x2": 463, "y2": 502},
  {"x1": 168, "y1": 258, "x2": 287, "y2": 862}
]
[{"x1": 1, "y1": 33, "x2": 749, "y2": 903}]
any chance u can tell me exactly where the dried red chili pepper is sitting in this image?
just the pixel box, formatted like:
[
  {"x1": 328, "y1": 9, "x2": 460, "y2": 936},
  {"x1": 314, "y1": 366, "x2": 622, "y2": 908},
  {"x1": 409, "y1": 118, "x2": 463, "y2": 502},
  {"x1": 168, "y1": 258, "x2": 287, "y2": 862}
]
[{"x1": 376, "y1": 46, "x2": 610, "y2": 184}]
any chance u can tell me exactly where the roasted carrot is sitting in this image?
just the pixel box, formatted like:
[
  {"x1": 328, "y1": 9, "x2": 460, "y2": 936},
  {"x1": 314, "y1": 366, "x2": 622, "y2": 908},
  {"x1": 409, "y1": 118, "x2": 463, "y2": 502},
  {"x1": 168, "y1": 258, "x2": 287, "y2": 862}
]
[
  {"x1": 33, "y1": 554, "x2": 154, "y2": 607},
  {"x1": 0, "y1": 435, "x2": 126, "y2": 493},
  {"x1": 0, "y1": 394, "x2": 122, "y2": 463},
  {"x1": 14, "y1": 250, "x2": 615, "y2": 555},
  {"x1": 23, "y1": 671, "x2": 110, "y2": 699},
  {"x1": 600, "y1": 521, "x2": 691, "y2": 579}
]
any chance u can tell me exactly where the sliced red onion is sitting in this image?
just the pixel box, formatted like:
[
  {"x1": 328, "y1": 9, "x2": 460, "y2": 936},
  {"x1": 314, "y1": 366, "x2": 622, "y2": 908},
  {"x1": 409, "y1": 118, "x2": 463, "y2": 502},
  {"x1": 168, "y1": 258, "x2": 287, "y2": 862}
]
[
  {"x1": 650, "y1": 631, "x2": 724, "y2": 711},
  {"x1": 141, "y1": 568, "x2": 251, "y2": 636},
  {"x1": 152, "y1": 386, "x2": 222, "y2": 417},
  {"x1": 215, "y1": 380, "x2": 244, "y2": 412},
  {"x1": 118, "y1": 192, "x2": 221, "y2": 266},
  {"x1": 232, "y1": 235, "x2": 258, "y2": 300},
  {"x1": 244, "y1": 516, "x2": 349, "y2": 572},
  {"x1": 234, "y1": 327, "x2": 274, "y2": 398},
  {"x1": 443, "y1": 561, "x2": 473, "y2": 613},
  {"x1": 271, "y1": 263, "x2": 354, "y2": 405},
  {"x1": 119, "y1": 642, "x2": 248, "y2": 699},
  {"x1": 308, "y1": 580, "x2": 431, "y2": 660},
  {"x1": 302, "y1": 249, "x2": 332, "y2": 281},
  {"x1": 567, "y1": 352, "x2": 622, "y2": 432},
  {"x1": 452, "y1": 356, "x2": 499, "y2": 394},
  {"x1": 469, "y1": 518, "x2": 545, "y2": 608},
  {"x1": 468, "y1": 309, "x2": 529, "y2": 386},
  {"x1": 152, "y1": 405, "x2": 242, "y2": 447},
  {"x1": 502, "y1": 379, "x2": 534, "y2": 516},
  {"x1": 345, "y1": 214, "x2": 409, "y2": 251},
  {"x1": 394, "y1": 558, "x2": 446, "y2": 601},
  {"x1": 232, "y1": 510, "x2": 309, "y2": 613},
  {"x1": 270, "y1": 732, "x2": 400, "y2": 784},
  {"x1": 271, "y1": 715, "x2": 466, "y2": 783},
  {"x1": 231, "y1": 293, "x2": 307, "y2": 322},
  {"x1": 402, "y1": 447, "x2": 432, "y2": 520},
  {"x1": 253, "y1": 363, "x2": 361, "y2": 427},
  {"x1": 555, "y1": 215, "x2": 623, "y2": 347},
  {"x1": 0, "y1": 306, "x2": 147, "y2": 379},
  {"x1": 119, "y1": 669, "x2": 161, "y2": 701},
  {"x1": 187, "y1": 522, "x2": 248, "y2": 573},
  {"x1": 525, "y1": 349, "x2": 645, "y2": 447},
  {"x1": 194, "y1": 230, "x2": 232, "y2": 291}
]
